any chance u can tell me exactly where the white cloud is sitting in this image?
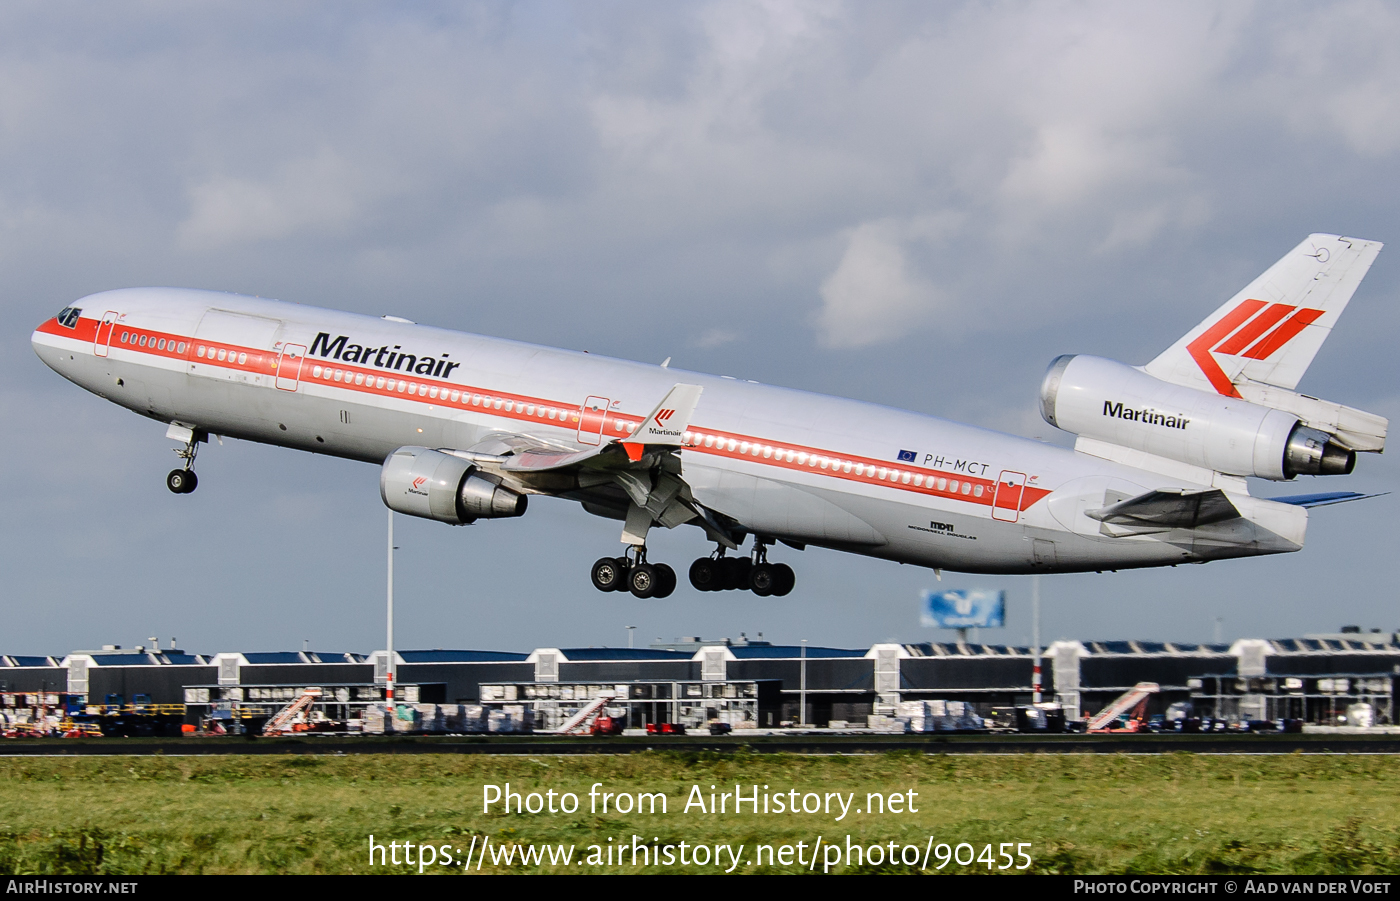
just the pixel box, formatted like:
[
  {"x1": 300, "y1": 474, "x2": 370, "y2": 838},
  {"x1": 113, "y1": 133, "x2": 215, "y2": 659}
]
[
  {"x1": 816, "y1": 217, "x2": 951, "y2": 348},
  {"x1": 177, "y1": 149, "x2": 378, "y2": 250}
]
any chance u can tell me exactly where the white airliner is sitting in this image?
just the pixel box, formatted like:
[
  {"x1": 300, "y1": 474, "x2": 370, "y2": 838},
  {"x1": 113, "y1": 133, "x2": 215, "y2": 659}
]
[{"x1": 32, "y1": 234, "x2": 1387, "y2": 598}]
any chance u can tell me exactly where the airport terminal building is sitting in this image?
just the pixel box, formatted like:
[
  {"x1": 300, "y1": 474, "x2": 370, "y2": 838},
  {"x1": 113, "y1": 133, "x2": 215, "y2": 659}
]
[{"x1": 2, "y1": 630, "x2": 1397, "y2": 730}]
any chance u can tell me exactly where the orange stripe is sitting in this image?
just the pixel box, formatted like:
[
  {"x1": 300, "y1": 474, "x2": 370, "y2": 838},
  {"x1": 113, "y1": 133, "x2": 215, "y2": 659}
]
[
  {"x1": 1242, "y1": 307, "x2": 1324, "y2": 360},
  {"x1": 47, "y1": 317, "x2": 1053, "y2": 513}
]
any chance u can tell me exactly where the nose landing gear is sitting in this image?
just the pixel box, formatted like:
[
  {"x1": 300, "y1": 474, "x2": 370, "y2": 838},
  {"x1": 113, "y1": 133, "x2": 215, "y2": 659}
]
[
  {"x1": 165, "y1": 425, "x2": 205, "y2": 494},
  {"x1": 166, "y1": 468, "x2": 198, "y2": 494}
]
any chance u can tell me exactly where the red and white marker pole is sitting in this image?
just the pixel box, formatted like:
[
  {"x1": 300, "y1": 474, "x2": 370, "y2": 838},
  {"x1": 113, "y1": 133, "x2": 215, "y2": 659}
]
[{"x1": 386, "y1": 508, "x2": 396, "y2": 730}]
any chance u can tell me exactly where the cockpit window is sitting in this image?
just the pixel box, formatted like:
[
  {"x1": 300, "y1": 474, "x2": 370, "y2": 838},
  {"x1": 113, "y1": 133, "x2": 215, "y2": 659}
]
[{"x1": 56, "y1": 307, "x2": 81, "y2": 329}]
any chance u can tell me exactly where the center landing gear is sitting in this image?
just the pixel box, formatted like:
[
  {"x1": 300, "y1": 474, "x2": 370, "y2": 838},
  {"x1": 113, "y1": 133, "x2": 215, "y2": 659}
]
[
  {"x1": 591, "y1": 547, "x2": 676, "y2": 599},
  {"x1": 689, "y1": 541, "x2": 795, "y2": 596},
  {"x1": 166, "y1": 429, "x2": 202, "y2": 494}
]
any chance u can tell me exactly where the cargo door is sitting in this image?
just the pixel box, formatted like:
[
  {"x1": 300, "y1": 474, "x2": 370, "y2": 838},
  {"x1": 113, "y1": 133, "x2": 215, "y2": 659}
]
[
  {"x1": 991, "y1": 470, "x2": 1027, "y2": 522},
  {"x1": 188, "y1": 309, "x2": 282, "y2": 386},
  {"x1": 577, "y1": 396, "x2": 610, "y2": 445}
]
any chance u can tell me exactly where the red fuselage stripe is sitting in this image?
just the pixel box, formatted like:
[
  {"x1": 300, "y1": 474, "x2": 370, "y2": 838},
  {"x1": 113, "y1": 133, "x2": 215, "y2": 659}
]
[{"x1": 38, "y1": 316, "x2": 1052, "y2": 512}]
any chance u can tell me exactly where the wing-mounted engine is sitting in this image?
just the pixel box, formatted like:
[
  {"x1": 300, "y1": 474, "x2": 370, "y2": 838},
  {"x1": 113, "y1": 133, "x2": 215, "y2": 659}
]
[
  {"x1": 1040, "y1": 355, "x2": 1383, "y2": 480},
  {"x1": 380, "y1": 446, "x2": 527, "y2": 525}
]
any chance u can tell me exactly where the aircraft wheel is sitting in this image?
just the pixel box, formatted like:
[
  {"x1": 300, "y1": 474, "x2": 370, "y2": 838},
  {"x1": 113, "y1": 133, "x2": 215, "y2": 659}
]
[
  {"x1": 749, "y1": 563, "x2": 775, "y2": 597},
  {"x1": 629, "y1": 563, "x2": 659, "y2": 598},
  {"x1": 689, "y1": 558, "x2": 720, "y2": 591},
  {"x1": 591, "y1": 557, "x2": 628, "y2": 592},
  {"x1": 653, "y1": 564, "x2": 677, "y2": 598},
  {"x1": 727, "y1": 557, "x2": 753, "y2": 591},
  {"x1": 772, "y1": 563, "x2": 795, "y2": 596},
  {"x1": 167, "y1": 469, "x2": 197, "y2": 494}
]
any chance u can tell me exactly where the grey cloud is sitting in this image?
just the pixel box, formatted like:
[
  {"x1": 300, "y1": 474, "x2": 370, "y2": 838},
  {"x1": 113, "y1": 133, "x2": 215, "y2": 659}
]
[{"x1": 2, "y1": 1, "x2": 1399, "y2": 656}]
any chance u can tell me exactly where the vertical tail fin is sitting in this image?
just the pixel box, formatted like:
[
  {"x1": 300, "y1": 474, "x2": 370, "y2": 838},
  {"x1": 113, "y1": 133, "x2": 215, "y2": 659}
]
[{"x1": 1145, "y1": 234, "x2": 1382, "y2": 395}]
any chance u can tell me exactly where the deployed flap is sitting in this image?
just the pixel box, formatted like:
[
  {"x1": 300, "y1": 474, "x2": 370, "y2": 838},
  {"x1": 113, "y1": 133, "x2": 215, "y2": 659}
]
[
  {"x1": 1087, "y1": 488, "x2": 1241, "y2": 529},
  {"x1": 1146, "y1": 235, "x2": 1382, "y2": 395},
  {"x1": 498, "y1": 442, "x2": 613, "y2": 473}
]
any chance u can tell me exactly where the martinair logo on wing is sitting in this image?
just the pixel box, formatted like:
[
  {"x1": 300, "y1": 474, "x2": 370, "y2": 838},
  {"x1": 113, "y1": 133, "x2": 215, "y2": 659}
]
[
  {"x1": 644, "y1": 408, "x2": 682, "y2": 438},
  {"x1": 1187, "y1": 299, "x2": 1324, "y2": 397}
]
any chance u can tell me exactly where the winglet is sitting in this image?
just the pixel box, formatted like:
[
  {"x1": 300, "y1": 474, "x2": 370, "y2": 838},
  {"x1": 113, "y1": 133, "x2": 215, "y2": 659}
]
[{"x1": 621, "y1": 383, "x2": 703, "y2": 455}]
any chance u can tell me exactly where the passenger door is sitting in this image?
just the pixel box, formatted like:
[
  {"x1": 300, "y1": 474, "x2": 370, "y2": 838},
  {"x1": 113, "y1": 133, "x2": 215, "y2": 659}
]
[
  {"x1": 93, "y1": 311, "x2": 119, "y2": 357},
  {"x1": 275, "y1": 343, "x2": 308, "y2": 392},
  {"x1": 991, "y1": 470, "x2": 1027, "y2": 522},
  {"x1": 577, "y1": 396, "x2": 610, "y2": 445}
]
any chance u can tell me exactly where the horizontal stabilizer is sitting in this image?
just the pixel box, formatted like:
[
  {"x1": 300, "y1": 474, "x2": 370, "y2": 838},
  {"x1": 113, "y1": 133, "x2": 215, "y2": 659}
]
[
  {"x1": 1269, "y1": 491, "x2": 1388, "y2": 508},
  {"x1": 1087, "y1": 488, "x2": 1240, "y2": 529}
]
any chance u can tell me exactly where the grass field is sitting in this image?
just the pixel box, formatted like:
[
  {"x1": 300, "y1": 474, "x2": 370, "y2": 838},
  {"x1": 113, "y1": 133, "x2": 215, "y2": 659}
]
[{"x1": 1, "y1": 750, "x2": 1397, "y2": 875}]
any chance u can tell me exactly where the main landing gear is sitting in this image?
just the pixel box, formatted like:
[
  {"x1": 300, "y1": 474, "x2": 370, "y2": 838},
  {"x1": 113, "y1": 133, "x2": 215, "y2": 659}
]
[
  {"x1": 590, "y1": 547, "x2": 677, "y2": 599},
  {"x1": 592, "y1": 540, "x2": 795, "y2": 598},
  {"x1": 166, "y1": 429, "x2": 201, "y2": 494},
  {"x1": 689, "y1": 541, "x2": 794, "y2": 596}
]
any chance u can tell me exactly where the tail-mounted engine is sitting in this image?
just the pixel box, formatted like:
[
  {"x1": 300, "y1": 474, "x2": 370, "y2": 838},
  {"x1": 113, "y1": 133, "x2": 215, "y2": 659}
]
[
  {"x1": 380, "y1": 446, "x2": 527, "y2": 524},
  {"x1": 1040, "y1": 355, "x2": 1375, "y2": 480}
]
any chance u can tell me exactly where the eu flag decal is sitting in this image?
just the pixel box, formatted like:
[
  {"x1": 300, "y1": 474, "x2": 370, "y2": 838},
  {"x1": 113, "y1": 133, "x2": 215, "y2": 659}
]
[{"x1": 897, "y1": 449, "x2": 917, "y2": 463}]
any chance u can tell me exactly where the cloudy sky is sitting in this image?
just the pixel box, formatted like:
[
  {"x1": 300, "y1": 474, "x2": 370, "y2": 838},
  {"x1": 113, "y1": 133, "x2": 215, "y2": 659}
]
[{"x1": 5, "y1": 1, "x2": 1400, "y2": 657}]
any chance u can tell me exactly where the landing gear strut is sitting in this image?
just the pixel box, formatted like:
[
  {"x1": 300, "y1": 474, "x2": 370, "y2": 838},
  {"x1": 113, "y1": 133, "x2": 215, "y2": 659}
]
[
  {"x1": 166, "y1": 430, "x2": 201, "y2": 495},
  {"x1": 591, "y1": 546, "x2": 676, "y2": 599},
  {"x1": 689, "y1": 540, "x2": 794, "y2": 596}
]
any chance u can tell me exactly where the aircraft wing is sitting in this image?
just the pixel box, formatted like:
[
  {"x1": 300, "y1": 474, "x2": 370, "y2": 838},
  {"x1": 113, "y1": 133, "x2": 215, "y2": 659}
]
[{"x1": 440, "y1": 383, "x2": 739, "y2": 548}]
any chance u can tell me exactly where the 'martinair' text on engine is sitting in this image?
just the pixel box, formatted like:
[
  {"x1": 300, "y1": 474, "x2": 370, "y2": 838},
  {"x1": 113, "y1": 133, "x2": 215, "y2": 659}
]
[{"x1": 1102, "y1": 400, "x2": 1190, "y2": 430}]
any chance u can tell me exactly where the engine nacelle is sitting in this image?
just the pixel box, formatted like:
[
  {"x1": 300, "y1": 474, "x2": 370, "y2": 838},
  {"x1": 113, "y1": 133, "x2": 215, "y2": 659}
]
[
  {"x1": 1040, "y1": 355, "x2": 1355, "y2": 480},
  {"x1": 380, "y1": 446, "x2": 528, "y2": 524}
]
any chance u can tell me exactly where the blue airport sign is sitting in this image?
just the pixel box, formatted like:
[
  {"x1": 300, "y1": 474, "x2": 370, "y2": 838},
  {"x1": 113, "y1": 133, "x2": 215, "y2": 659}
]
[{"x1": 921, "y1": 589, "x2": 1005, "y2": 629}]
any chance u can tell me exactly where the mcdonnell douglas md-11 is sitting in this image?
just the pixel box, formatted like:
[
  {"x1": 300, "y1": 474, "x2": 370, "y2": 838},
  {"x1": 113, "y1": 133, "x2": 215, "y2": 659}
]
[{"x1": 32, "y1": 235, "x2": 1388, "y2": 598}]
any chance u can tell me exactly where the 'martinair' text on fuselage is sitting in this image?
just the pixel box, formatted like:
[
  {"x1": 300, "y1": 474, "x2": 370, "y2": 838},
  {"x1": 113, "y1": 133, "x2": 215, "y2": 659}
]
[
  {"x1": 1102, "y1": 400, "x2": 1189, "y2": 430},
  {"x1": 310, "y1": 332, "x2": 462, "y2": 380}
]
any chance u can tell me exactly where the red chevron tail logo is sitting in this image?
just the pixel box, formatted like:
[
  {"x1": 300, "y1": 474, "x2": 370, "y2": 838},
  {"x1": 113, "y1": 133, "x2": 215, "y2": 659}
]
[
  {"x1": 1186, "y1": 299, "x2": 1324, "y2": 396},
  {"x1": 655, "y1": 409, "x2": 675, "y2": 424}
]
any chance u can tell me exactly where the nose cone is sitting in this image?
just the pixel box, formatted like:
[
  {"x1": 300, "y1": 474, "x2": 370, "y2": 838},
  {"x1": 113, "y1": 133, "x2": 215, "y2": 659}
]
[{"x1": 32, "y1": 314, "x2": 74, "y2": 377}]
